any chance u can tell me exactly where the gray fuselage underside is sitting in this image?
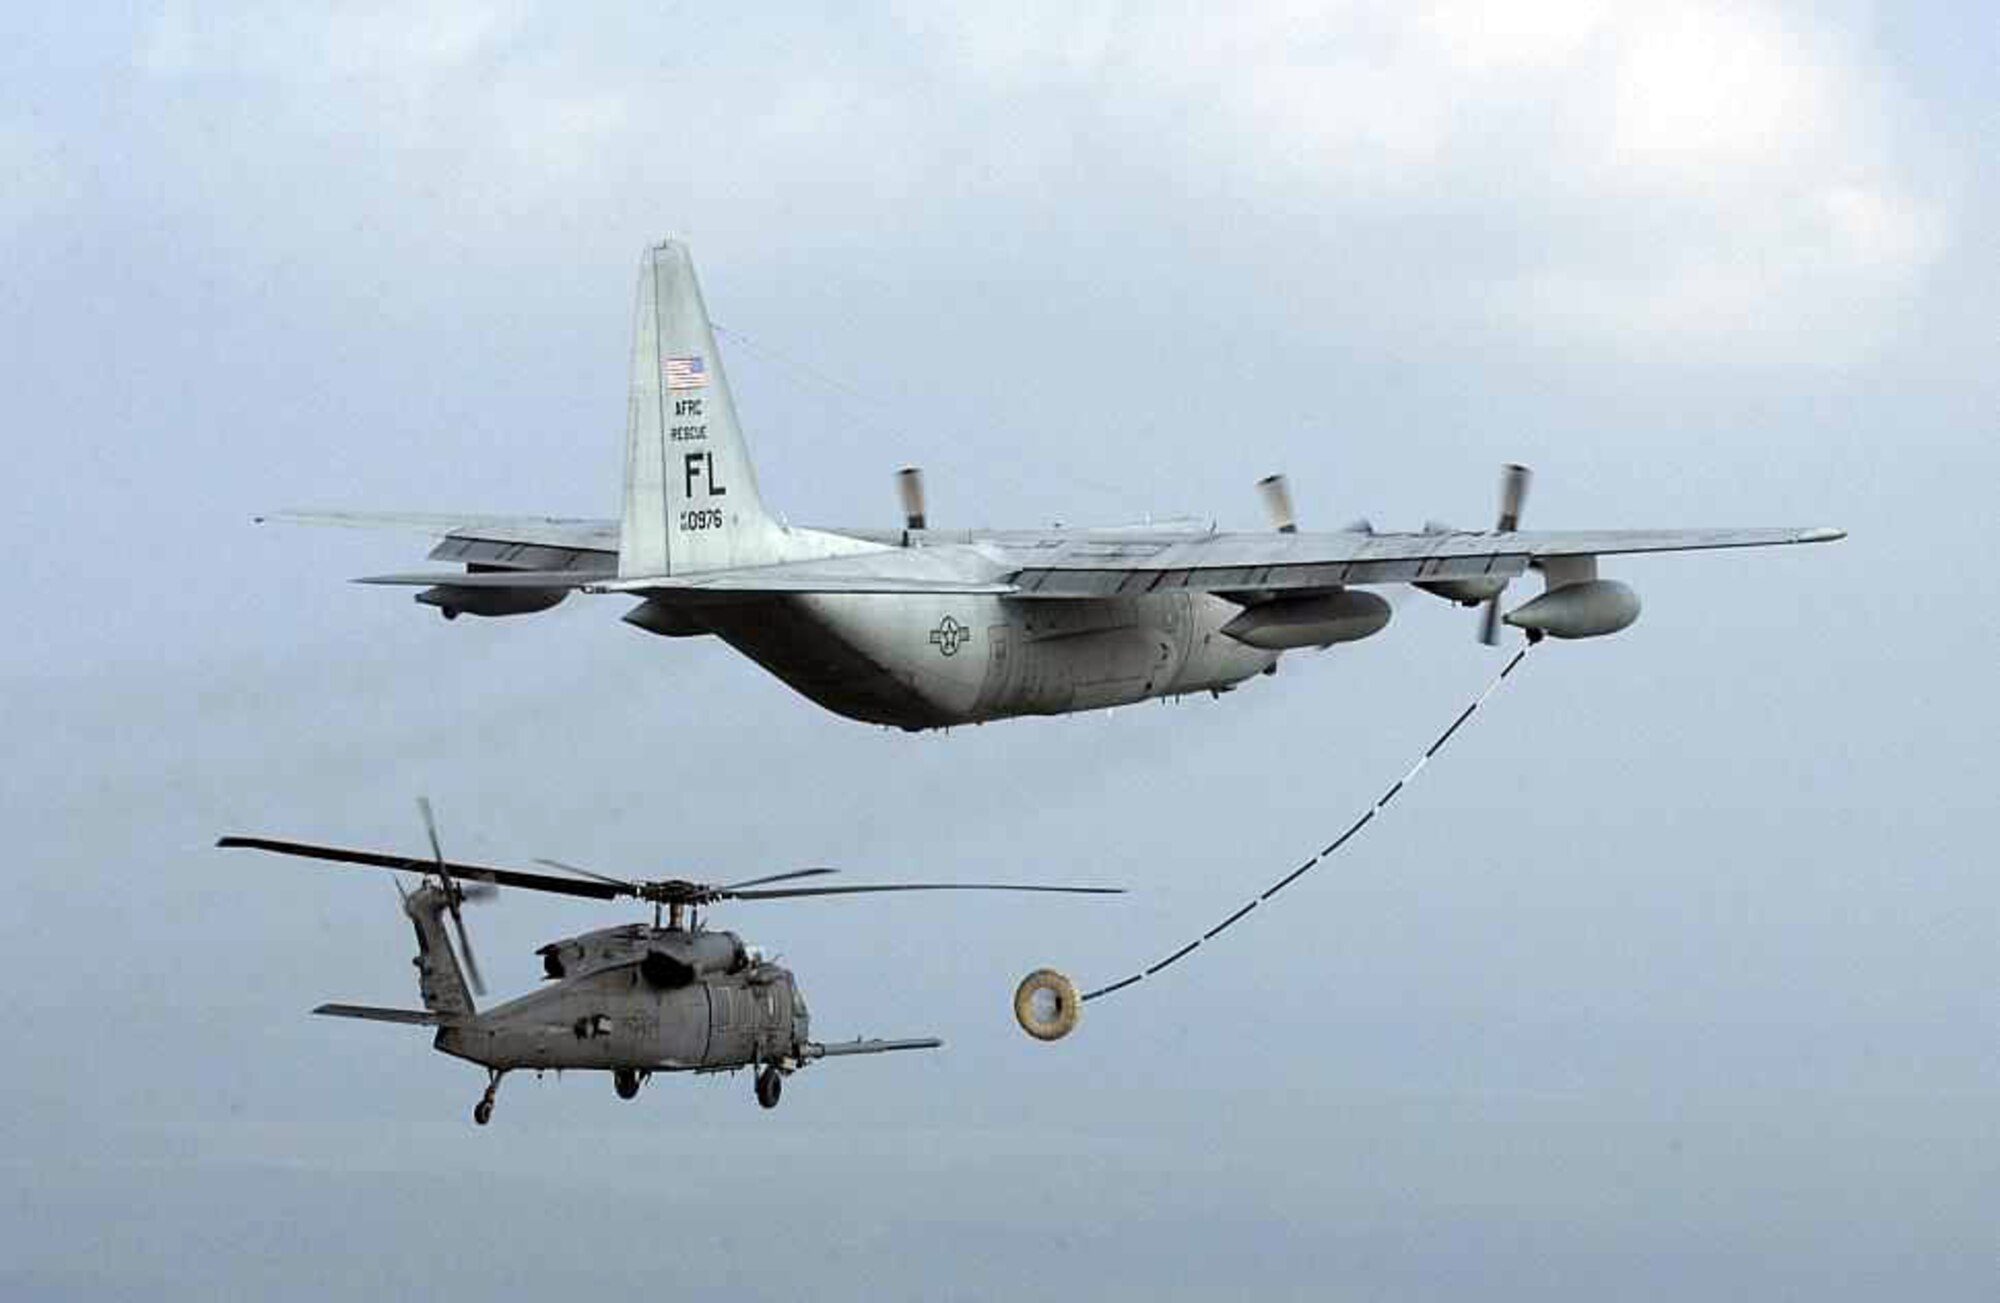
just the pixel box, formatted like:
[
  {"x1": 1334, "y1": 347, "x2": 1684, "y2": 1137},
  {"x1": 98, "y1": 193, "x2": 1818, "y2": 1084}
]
[{"x1": 693, "y1": 590, "x2": 1279, "y2": 730}]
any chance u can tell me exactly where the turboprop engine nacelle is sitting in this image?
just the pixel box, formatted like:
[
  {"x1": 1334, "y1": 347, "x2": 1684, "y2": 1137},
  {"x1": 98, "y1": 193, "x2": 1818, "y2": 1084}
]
[
  {"x1": 1221, "y1": 590, "x2": 1392, "y2": 650},
  {"x1": 1504, "y1": 578, "x2": 1640, "y2": 640},
  {"x1": 418, "y1": 584, "x2": 568, "y2": 620},
  {"x1": 1415, "y1": 576, "x2": 1509, "y2": 606}
]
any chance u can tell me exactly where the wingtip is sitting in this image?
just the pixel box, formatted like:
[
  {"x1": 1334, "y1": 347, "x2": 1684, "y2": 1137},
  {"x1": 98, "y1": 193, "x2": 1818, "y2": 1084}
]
[{"x1": 1800, "y1": 526, "x2": 1847, "y2": 543}]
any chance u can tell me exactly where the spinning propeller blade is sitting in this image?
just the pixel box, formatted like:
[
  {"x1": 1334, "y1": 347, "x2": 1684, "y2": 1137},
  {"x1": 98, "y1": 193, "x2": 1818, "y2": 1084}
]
[
  {"x1": 447, "y1": 907, "x2": 485, "y2": 997},
  {"x1": 417, "y1": 796, "x2": 445, "y2": 869},
  {"x1": 897, "y1": 466, "x2": 927, "y2": 531},
  {"x1": 1496, "y1": 461, "x2": 1532, "y2": 533},
  {"x1": 1479, "y1": 463, "x2": 1533, "y2": 646},
  {"x1": 1256, "y1": 473, "x2": 1297, "y2": 533}
]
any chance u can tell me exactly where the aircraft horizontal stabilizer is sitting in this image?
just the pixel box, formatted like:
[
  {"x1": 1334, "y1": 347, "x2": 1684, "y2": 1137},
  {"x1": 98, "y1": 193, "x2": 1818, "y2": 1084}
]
[
  {"x1": 355, "y1": 570, "x2": 607, "y2": 589},
  {"x1": 260, "y1": 510, "x2": 616, "y2": 546},
  {"x1": 313, "y1": 1003, "x2": 462, "y2": 1027}
]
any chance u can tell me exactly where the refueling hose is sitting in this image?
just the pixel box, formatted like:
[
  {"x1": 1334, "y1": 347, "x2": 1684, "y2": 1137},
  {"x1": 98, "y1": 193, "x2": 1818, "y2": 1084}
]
[{"x1": 1013, "y1": 644, "x2": 1535, "y2": 1040}]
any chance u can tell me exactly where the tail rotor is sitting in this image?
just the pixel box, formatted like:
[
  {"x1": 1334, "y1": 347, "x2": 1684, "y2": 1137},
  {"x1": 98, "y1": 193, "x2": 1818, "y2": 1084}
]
[{"x1": 416, "y1": 797, "x2": 489, "y2": 996}]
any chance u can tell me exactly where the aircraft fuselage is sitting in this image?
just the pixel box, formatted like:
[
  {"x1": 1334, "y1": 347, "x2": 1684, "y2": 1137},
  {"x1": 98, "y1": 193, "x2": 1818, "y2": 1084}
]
[{"x1": 685, "y1": 587, "x2": 1280, "y2": 731}]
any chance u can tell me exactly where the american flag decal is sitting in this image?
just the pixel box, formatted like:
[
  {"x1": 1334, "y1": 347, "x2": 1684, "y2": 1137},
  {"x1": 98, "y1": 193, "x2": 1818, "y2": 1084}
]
[{"x1": 664, "y1": 355, "x2": 707, "y2": 390}]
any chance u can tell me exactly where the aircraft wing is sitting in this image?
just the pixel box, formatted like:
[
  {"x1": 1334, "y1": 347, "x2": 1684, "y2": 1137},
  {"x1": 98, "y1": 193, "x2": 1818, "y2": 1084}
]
[
  {"x1": 264, "y1": 509, "x2": 1840, "y2": 601},
  {"x1": 591, "y1": 570, "x2": 1015, "y2": 597},
  {"x1": 579, "y1": 524, "x2": 1840, "y2": 601},
  {"x1": 593, "y1": 547, "x2": 1017, "y2": 597},
  {"x1": 990, "y1": 525, "x2": 1845, "y2": 597}
]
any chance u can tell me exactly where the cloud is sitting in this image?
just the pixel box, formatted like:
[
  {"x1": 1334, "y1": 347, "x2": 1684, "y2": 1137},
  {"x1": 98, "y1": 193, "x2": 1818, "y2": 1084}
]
[
  {"x1": 901, "y1": 2, "x2": 1953, "y2": 363},
  {"x1": 0, "y1": 119, "x2": 75, "y2": 238},
  {"x1": 122, "y1": 2, "x2": 1953, "y2": 365}
]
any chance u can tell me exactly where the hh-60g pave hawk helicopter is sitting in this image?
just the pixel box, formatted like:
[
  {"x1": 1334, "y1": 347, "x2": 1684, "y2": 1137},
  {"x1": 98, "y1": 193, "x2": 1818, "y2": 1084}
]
[{"x1": 218, "y1": 802, "x2": 1120, "y2": 1124}]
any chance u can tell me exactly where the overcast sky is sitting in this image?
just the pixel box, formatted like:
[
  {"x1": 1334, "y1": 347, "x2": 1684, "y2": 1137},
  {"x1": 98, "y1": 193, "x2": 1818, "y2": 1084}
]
[{"x1": 3, "y1": 4, "x2": 1994, "y2": 1299}]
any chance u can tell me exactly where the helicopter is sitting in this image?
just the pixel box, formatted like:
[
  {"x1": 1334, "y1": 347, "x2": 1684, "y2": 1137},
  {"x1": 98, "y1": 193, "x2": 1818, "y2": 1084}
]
[{"x1": 217, "y1": 801, "x2": 1120, "y2": 1124}]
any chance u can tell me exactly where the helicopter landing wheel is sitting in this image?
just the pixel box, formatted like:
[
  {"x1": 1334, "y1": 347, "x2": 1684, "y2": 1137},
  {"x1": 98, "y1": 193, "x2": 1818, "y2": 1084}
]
[
  {"x1": 755, "y1": 1066, "x2": 783, "y2": 1110},
  {"x1": 613, "y1": 1069, "x2": 644, "y2": 1101},
  {"x1": 473, "y1": 1069, "x2": 502, "y2": 1126}
]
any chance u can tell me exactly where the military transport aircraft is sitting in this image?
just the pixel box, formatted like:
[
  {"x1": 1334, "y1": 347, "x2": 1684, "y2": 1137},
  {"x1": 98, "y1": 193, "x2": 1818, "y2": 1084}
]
[{"x1": 270, "y1": 241, "x2": 1843, "y2": 731}]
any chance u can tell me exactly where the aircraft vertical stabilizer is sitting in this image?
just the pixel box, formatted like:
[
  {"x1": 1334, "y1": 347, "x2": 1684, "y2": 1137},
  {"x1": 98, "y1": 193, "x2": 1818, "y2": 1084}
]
[{"x1": 619, "y1": 241, "x2": 783, "y2": 578}]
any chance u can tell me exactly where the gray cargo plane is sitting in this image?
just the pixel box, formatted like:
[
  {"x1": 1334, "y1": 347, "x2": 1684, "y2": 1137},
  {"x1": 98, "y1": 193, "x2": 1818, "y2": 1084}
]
[{"x1": 275, "y1": 241, "x2": 1843, "y2": 731}]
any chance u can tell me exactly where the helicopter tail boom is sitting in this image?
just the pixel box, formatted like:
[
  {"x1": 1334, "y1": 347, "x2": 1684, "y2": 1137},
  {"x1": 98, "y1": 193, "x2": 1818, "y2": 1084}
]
[{"x1": 403, "y1": 883, "x2": 480, "y2": 1021}]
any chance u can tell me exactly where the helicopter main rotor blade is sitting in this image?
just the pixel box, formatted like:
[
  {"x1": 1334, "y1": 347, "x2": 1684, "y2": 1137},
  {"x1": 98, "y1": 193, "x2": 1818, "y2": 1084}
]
[
  {"x1": 532, "y1": 857, "x2": 641, "y2": 891},
  {"x1": 219, "y1": 840, "x2": 1122, "y2": 906},
  {"x1": 216, "y1": 837, "x2": 622, "y2": 902},
  {"x1": 726, "y1": 882, "x2": 1124, "y2": 901},
  {"x1": 722, "y1": 867, "x2": 840, "y2": 891}
]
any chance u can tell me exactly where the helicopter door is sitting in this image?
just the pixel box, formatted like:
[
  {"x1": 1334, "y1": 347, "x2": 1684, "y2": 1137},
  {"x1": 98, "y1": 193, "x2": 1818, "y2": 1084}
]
[
  {"x1": 751, "y1": 980, "x2": 787, "y2": 1060},
  {"x1": 705, "y1": 984, "x2": 755, "y2": 1068}
]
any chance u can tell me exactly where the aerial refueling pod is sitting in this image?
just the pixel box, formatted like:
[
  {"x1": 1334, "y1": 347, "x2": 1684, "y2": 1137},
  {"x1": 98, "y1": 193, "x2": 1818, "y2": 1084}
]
[
  {"x1": 1503, "y1": 556, "x2": 1640, "y2": 640},
  {"x1": 1220, "y1": 589, "x2": 1392, "y2": 650},
  {"x1": 1414, "y1": 576, "x2": 1509, "y2": 606},
  {"x1": 417, "y1": 584, "x2": 569, "y2": 620},
  {"x1": 1505, "y1": 579, "x2": 1640, "y2": 639}
]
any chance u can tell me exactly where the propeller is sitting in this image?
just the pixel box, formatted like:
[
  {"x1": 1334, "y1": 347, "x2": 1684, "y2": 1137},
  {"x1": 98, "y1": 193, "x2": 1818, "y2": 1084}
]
[
  {"x1": 1478, "y1": 463, "x2": 1532, "y2": 646},
  {"x1": 417, "y1": 797, "x2": 488, "y2": 995},
  {"x1": 1256, "y1": 473, "x2": 1298, "y2": 533},
  {"x1": 897, "y1": 466, "x2": 927, "y2": 532}
]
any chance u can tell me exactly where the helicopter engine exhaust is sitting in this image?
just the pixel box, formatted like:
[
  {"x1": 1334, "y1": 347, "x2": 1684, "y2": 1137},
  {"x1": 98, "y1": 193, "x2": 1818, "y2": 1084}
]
[{"x1": 640, "y1": 950, "x2": 696, "y2": 989}]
